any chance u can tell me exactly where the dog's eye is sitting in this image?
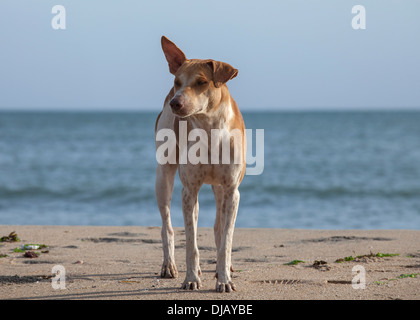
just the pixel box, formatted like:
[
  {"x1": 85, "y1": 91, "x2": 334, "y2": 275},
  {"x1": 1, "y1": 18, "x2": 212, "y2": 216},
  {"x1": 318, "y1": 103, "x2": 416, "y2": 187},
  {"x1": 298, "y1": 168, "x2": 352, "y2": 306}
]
[
  {"x1": 196, "y1": 79, "x2": 208, "y2": 86},
  {"x1": 174, "y1": 79, "x2": 182, "y2": 87}
]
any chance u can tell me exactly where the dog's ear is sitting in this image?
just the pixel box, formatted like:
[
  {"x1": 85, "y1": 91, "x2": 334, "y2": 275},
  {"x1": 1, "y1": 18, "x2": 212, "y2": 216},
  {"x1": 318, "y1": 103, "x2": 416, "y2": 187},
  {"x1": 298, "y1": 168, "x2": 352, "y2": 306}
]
[
  {"x1": 161, "y1": 36, "x2": 187, "y2": 75},
  {"x1": 206, "y1": 60, "x2": 238, "y2": 88}
]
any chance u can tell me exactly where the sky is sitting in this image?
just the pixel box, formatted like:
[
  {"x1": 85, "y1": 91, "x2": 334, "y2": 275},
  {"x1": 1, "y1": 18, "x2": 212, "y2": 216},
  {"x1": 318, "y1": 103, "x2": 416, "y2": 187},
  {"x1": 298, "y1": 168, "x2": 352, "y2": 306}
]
[{"x1": 0, "y1": 0, "x2": 419, "y2": 111}]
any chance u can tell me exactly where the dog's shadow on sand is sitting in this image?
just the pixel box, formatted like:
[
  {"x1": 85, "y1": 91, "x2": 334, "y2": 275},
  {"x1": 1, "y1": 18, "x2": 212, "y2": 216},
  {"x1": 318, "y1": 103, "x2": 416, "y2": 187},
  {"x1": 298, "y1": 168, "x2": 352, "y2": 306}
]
[{"x1": 7, "y1": 272, "x2": 217, "y2": 300}]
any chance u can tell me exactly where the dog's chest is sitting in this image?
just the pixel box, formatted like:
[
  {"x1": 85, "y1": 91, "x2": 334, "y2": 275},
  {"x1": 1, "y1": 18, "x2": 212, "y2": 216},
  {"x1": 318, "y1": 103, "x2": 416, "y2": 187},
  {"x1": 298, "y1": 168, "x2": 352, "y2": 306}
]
[
  {"x1": 179, "y1": 163, "x2": 232, "y2": 187},
  {"x1": 177, "y1": 111, "x2": 243, "y2": 188}
]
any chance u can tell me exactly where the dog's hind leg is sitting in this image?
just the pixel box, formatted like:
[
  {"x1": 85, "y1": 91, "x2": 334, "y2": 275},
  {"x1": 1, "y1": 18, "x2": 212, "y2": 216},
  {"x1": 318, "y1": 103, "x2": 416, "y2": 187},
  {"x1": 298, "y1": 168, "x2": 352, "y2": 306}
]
[
  {"x1": 212, "y1": 185, "x2": 224, "y2": 253},
  {"x1": 181, "y1": 186, "x2": 202, "y2": 290},
  {"x1": 156, "y1": 163, "x2": 179, "y2": 278},
  {"x1": 215, "y1": 187, "x2": 240, "y2": 292},
  {"x1": 212, "y1": 185, "x2": 235, "y2": 277}
]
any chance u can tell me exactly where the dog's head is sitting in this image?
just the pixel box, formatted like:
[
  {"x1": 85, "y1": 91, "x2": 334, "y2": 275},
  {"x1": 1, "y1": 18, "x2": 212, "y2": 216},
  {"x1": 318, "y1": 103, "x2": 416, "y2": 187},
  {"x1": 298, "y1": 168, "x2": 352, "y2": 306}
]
[{"x1": 161, "y1": 36, "x2": 238, "y2": 118}]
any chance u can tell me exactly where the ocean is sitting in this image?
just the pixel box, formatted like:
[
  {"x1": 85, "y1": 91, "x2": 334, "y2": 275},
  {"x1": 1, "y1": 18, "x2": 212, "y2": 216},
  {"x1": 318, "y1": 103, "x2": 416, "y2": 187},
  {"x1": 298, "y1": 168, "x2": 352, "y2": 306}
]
[{"x1": 0, "y1": 111, "x2": 419, "y2": 229}]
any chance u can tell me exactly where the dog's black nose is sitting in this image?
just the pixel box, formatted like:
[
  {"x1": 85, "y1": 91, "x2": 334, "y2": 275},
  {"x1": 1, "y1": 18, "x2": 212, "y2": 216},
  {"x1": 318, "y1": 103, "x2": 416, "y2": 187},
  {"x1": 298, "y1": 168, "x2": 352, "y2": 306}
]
[{"x1": 170, "y1": 96, "x2": 184, "y2": 112}]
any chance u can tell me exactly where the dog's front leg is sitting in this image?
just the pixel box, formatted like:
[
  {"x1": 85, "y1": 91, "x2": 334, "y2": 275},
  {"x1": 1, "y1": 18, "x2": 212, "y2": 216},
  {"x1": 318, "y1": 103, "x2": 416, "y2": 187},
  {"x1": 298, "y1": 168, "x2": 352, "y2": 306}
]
[
  {"x1": 181, "y1": 186, "x2": 202, "y2": 290},
  {"x1": 156, "y1": 163, "x2": 178, "y2": 278},
  {"x1": 216, "y1": 187, "x2": 240, "y2": 293}
]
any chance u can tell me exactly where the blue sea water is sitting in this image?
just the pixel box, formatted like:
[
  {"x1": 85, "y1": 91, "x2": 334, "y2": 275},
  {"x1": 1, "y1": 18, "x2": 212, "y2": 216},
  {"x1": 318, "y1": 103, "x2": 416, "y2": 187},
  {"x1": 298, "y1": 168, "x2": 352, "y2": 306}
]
[{"x1": 0, "y1": 111, "x2": 419, "y2": 229}]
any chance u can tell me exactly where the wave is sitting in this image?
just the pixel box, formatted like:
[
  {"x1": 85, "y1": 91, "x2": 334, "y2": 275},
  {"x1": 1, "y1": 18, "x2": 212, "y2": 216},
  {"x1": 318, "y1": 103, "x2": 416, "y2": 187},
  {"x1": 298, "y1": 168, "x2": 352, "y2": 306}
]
[
  {"x1": 240, "y1": 184, "x2": 420, "y2": 199},
  {"x1": 0, "y1": 186, "x2": 68, "y2": 198},
  {"x1": 2, "y1": 184, "x2": 420, "y2": 203},
  {"x1": 0, "y1": 186, "x2": 154, "y2": 202}
]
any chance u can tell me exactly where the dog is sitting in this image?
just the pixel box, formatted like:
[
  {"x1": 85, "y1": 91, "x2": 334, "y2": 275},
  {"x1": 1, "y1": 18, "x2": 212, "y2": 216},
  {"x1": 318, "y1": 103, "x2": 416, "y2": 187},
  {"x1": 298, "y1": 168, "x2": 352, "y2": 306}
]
[{"x1": 155, "y1": 36, "x2": 246, "y2": 292}]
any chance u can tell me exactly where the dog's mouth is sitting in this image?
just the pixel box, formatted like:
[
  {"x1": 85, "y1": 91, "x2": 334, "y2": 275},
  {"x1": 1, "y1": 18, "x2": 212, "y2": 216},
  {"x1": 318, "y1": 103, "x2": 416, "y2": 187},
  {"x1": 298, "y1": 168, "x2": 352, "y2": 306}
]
[{"x1": 172, "y1": 109, "x2": 192, "y2": 118}]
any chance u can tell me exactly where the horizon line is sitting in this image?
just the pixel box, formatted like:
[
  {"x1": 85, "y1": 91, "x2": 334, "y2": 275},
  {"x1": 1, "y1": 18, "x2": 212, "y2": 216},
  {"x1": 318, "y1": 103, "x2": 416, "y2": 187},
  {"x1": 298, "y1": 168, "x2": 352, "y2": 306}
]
[{"x1": 1, "y1": 106, "x2": 420, "y2": 113}]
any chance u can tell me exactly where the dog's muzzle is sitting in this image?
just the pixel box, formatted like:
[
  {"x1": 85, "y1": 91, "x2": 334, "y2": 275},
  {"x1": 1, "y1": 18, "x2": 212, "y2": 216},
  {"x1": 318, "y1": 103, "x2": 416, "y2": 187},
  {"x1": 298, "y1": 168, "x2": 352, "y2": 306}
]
[{"x1": 170, "y1": 96, "x2": 185, "y2": 113}]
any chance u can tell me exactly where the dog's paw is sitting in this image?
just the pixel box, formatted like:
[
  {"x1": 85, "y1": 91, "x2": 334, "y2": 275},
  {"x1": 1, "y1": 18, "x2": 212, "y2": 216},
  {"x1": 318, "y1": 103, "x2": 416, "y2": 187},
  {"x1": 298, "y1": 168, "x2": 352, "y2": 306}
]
[
  {"x1": 181, "y1": 279, "x2": 202, "y2": 290},
  {"x1": 161, "y1": 261, "x2": 178, "y2": 278},
  {"x1": 181, "y1": 271, "x2": 202, "y2": 290},
  {"x1": 215, "y1": 265, "x2": 234, "y2": 279},
  {"x1": 216, "y1": 281, "x2": 236, "y2": 293}
]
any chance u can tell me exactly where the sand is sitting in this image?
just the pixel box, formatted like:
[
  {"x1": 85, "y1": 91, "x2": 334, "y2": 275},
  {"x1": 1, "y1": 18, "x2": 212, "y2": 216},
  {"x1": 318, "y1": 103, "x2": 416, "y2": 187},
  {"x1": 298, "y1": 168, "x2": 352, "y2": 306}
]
[{"x1": 0, "y1": 225, "x2": 419, "y2": 300}]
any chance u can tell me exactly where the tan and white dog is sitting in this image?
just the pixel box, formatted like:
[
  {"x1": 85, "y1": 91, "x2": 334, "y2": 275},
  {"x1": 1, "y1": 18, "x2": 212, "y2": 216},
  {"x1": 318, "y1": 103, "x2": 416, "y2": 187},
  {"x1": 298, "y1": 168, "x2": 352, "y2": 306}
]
[{"x1": 155, "y1": 36, "x2": 246, "y2": 292}]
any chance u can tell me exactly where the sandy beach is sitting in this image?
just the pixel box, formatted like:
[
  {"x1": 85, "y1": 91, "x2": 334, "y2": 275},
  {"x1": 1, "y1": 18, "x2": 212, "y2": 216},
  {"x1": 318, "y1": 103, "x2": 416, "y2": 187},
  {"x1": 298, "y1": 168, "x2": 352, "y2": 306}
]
[{"x1": 0, "y1": 225, "x2": 419, "y2": 300}]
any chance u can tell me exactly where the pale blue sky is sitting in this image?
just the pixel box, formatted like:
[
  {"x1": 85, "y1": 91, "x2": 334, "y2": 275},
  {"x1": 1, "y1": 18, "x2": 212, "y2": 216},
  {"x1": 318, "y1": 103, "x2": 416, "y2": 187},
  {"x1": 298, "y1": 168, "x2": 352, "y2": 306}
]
[{"x1": 0, "y1": 0, "x2": 419, "y2": 111}]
